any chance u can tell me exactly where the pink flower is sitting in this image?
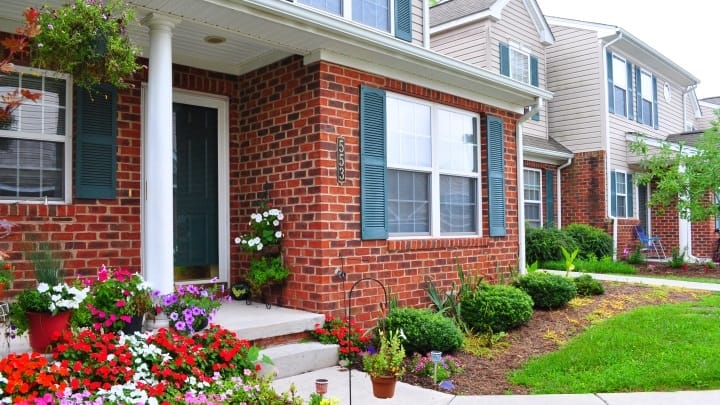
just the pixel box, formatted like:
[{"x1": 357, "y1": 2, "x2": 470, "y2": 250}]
[
  {"x1": 98, "y1": 264, "x2": 109, "y2": 281},
  {"x1": 116, "y1": 300, "x2": 126, "y2": 308},
  {"x1": 120, "y1": 315, "x2": 131, "y2": 323}
]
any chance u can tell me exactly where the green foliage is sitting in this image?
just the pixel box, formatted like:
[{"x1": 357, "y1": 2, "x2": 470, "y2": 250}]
[
  {"x1": 669, "y1": 248, "x2": 686, "y2": 269},
  {"x1": 31, "y1": 0, "x2": 142, "y2": 90},
  {"x1": 384, "y1": 307, "x2": 464, "y2": 354},
  {"x1": 629, "y1": 118, "x2": 720, "y2": 222},
  {"x1": 29, "y1": 243, "x2": 63, "y2": 285},
  {"x1": 362, "y1": 329, "x2": 406, "y2": 378},
  {"x1": 424, "y1": 261, "x2": 484, "y2": 332},
  {"x1": 513, "y1": 272, "x2": 577, "y2": 309},
  {"x1": 510, "y1": 294, "x2": 720, "y2": 393},
  {"x1": 543, "y1": 256, "x2": 637, "y2": 275},
  {"x1": 624, "y1": 244, "x2": 646, "y2": 265},
  {"x1": 460, "y1": 285, "x2": 534, "y2": 333},
  {"x1": 525, "y1": 227, "x2": 579, "y2": 264},
  {"x1": 573, "y1": 274, "x2": 605, "y2": 296},
  {"x1": 560, "y1": 246, "x2": 579, "y2": 276},
  {"x1": 246, "y1": 255, "x2": 290, "y2": 296},
  {"x1": 525, "y1": 260, "x2": 539, "y2": 274},
  {"x1": 564, "y1": 224, "x2": 613, "y2": 259}
]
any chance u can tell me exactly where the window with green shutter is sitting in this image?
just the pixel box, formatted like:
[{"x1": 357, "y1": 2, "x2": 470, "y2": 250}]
[
  {"x1": 487, "y1": 115, "x2": 506, "y2": 237},
  {"x1": 360, "y1": 86, "x2": 388, "y2": 240},
  {"x1": 75, "y1": 85, "x2": 118, "y2": 199}
]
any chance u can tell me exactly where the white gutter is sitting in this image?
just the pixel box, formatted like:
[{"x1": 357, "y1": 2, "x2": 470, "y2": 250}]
[
  {"x1": 518, "y1": 98, "x2": 545, "y2": 274},
  {"x1": 602, "y1": 32, "x2": 623, "y2": 260},
  {"x1": 556, "y1": 157, "x2": 573, "y2": 228}
]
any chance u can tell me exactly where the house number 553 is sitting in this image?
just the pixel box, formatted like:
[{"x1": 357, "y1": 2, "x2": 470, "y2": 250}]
[{"x1": 336, "y1": 136, "x2": 346, "y2": 184}]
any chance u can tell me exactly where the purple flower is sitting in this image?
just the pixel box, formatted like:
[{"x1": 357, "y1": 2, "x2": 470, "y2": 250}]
[
  {"x1": 169, "y1": 312, "x2": 179, "y2": 321},
  {"x1": 439, "y1": 380, "x2": 455, "y2": 390},
  {"x1": 192, "y1": 306, "x2": 203, "y2": 316},
  {"x1": 174, "y1": 321, "x2": 186, "y2": 331},
  {"x1": 366, "y1": 345, "x2": 377, "y2": 354}
]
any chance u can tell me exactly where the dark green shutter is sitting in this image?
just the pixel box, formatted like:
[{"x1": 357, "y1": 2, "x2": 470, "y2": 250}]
[
  {"x1": 75, "y1": 86, "x2": 117, "y2": 199},
  {"x1": 635, "y1": 67, "x2": 642, "y2": 123},
  {"x1": 360, "y1": 86, "x2": 388, "y2": 240},
  {"x1": 394, "y1": 0, "x2": 412, "y2": 42},
  {"x1": 606, "y1": 50, "x2": 614, "y2": 114},
  {"x1": 626, "y1": 61, "x2": 634, "y2": 120},
  {"x1": 610, "y1": 170, "x2": 617, "y2": 217},
  {"x1": 545, "y1": 170, "x2": 554, "y2": 227},
  {"x1": 487, "y1": 115, "x2": 506, "y2": 237},
  {"x1": 530, "y1": 56, "x2": 539, "y2": 87},
  {"x1": 652, "y1": 76, "x2": 659, "y2": 129},
  {"x1": 627, "y1": 174, "x2": 634, "y2": 218},
  {"x1": 499, "y1": 43, "x2": 510, "y2": 77}
]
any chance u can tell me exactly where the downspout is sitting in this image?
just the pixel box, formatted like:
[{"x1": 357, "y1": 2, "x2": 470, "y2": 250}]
[
  {"x1": 556, "y1": 157, "x2": 573, "y2": 228},
  {"x1": 423, "y1": 0, "x2": 430, "y2": 49},
  {"x1": 518, "y1": 98, "x2": 545, "y2": 274},
  {"x1": 681, "y1": 84, "x2": 699, "y2": 260},
  {"x1": 602, "y1": 32, "x2": 622, "y2": 260}
]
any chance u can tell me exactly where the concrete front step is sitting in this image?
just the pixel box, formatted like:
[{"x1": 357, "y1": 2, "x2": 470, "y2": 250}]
[
  {"x1": 260, "y1": 342, "x2": 340, "y2": 378},
  {"x1": 213, "y1": 300, "x2": 325, "y2": 342}
]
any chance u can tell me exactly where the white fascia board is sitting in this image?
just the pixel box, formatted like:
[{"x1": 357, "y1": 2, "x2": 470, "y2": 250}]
[
  {"x1": 524, "y1": 146, "x2": 573, "y2": 164},
  {"x1": 429, "y1": 10, "x2": 495, "y2": 35},
  {"x1": 523, "y1": 0, "x2": 554, "y2": 45}
]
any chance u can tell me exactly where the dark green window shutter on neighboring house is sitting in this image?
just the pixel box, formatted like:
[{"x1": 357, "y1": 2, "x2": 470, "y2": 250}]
[
  {"x1": 394, "y1": 0, "x2": 412, "y2": 42},
  {"x1": 360, "y1": 86, "x2": 388, "y2": 240},
  {"x1": 606, "y1": 50, "x2": 614, "y2": 114},
  {"x1": 499, "y1": 43, "x2": 510, "y2": 77},
  {"x1": 627, "y1": 174, "x2": 634, "y2": 218},
  {"x1": 530, "y1": 56, "x2": 539, "y2": 86},
  {"x1": 652, "y1": 76, "x2": 659, "y2": 129},
  {"x1": 626, "y1": 61, "x2": 634, "y2": 120},
  {"x1": 75, "y1": 86, "x2": 117, "y2": 199},
  {"x1": 545, "y1": 170, "x2": 554, "y2": 226},
  {"x1": 635, "y1": 66, "x2": 642, "y2": 123},
  {"x1": 487, "y1": 115, "x2": 506, "y2": 237},
  {"x1": 610, "y1": 170, "x2": 617, "y2": 217}
]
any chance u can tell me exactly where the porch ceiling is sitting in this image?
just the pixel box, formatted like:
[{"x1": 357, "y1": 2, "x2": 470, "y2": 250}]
[{"x1": 1, "y1": 0, "x2": 551, "y2": 111}]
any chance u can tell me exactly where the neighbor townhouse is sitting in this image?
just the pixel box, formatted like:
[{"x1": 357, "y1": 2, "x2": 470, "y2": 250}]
[
  {"x1": 545, "y1": 17, "x2": 713, "y2": 259},
  {"x1": 428, "y1": 0, "x2": 572, "y2": 268},
  {"x1": 0, "y1": 0, "x2": 551, "y2": 327},
  {"x1": 697, "y1": 97, "x2": 720, "y2": 131}
]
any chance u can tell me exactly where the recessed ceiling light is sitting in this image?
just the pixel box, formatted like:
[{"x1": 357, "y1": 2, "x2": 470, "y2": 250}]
[{"x1": 204, "y1": 35, "x2": 226, "y2": 44}]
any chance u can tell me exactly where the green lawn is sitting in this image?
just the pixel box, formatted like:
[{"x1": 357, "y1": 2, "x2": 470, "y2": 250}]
[
  {"x1": 622, "y1": 273, "x2": 720, "y2": 285},
  {"x1": 509, "y1": 293, "x2": 720, "y2": 394}
]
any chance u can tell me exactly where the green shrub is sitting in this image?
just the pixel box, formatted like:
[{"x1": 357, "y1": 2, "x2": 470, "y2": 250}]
[
  {"x1": 542, "y1": 256, "x2": 637, "y2": 275},
  {"x1": 624, "y1": 244, "x2": 646, "y2": 265},
  {"x1": 384, "y1": 307, "x2": 464, "y2": 354},
  {"x1": 460, "y1": 285, "x2": 533, "y2": 333},
  {"x1": 564, "y1": 223, "x2": 613, "y2": 259},
  {"x1": 573, "y1": 274, "x2": 605, "y2": 296},
  {"x1": 669, "y1": 248, "x2": 686, "y2": 269},
  {"x1": 513, "y1": 272, "x2": 577, "y2": 309},
  {"x1": 525, "y1": 227, "x2": 579, "y2": 264}
]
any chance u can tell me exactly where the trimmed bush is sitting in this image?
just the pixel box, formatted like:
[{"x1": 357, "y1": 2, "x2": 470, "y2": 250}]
[
  {"x1": 525, "y1": 227, "x2": 579, "y2": 264},
  {"x1": 460, "y1": 285, "x2": 534, "y2": 333},
  {"x1": 574, "y1": 274, "x2": 605, "y2": 296},
  {"x1": 384, "y1": 307, "x2": 464, "y2": 354},
  {"x1": 513, "y1": 272, "x2": 577, "y2": 309},
  {"x1": 564, "y1": 223, "x2": 613, "y2": 259}
]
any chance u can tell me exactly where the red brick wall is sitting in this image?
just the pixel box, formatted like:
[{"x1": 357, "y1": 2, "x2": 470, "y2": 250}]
[
  {"x1": 232, "y1": 57, "x2": 522, "y2": 328},
  {"x1": 560, "y1": 151, "x2": 607, "y2": 229},
  {"x1": 524, "y1": 160, "x2": 559, "y2": 228},
  {"x1": 2, "y1": 53, "x2": 522, "y2": 329}
]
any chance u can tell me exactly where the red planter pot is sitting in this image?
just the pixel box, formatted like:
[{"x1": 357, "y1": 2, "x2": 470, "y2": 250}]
[{"x1": 26, "y1": 310, "x2": 72, "y2": 353}]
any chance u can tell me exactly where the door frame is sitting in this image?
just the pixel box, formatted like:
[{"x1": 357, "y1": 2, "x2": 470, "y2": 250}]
[{"x1": 141, "y1": 86, "x2": 230, "y2": 285}]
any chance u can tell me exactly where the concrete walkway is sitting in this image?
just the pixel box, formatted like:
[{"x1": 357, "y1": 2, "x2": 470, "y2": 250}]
[{"x1": 273, "y1": 273, "x2": 720, "y2": 404}]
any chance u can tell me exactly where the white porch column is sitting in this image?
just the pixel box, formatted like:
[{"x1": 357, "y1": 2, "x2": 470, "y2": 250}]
[{"x1": 142, "y1": 14, "x2": 180, "y2": 295}]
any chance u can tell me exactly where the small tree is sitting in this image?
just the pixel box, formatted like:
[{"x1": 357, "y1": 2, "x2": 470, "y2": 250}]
[{"x1": 629, "y1": 113, "x2": 720, "y2": 222}]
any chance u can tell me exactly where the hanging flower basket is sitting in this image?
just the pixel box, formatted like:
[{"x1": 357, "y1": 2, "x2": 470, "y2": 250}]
[{"x1": 30, "y1": 0, "x2": 142, "y2": 90}]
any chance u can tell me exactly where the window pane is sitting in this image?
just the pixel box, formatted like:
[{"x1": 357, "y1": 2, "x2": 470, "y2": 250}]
[
  {"x1": 0, "y1": 139, "x2": 63, "y2": 199},
  {"x1": 438, "y1": 109, "x2": 477, "y2": 172},
  {"x1": 612, "y1": 57, "x2": 627, "y2": 89},
  {"x1": 524, "y1": 170, "x2": 541, "y2": 201},
  {"x1": 353, "y1": 0, "x2": 389, "y2": 31},
  {"x1": 510, "y1": 48, "x2": 529, "y2": 84},
  {"x1": 440, "y1": 175, "x2": 476, "y2": 233},
  {"x1": 525, "y1": 202, "x2": 541, "y2": 228},
  {"x1": 388, "y1": 169, "x2": 430, "y2": 234},
  {"x1": 298, "y1": 0, "x2": 341, "y2": 15},
  {"x1": 616, "y1": 173, "x2": 626, "y2": 193},
  {"x1": 387, "y1": 97, "x2": 431, "y2": 168},
  {"x1": 642, "y1": 100, "x2": 652, "y2": 126},
  {"x1": 641, "y1": 72, "x2": 653, "y2": 100},
  {"x1": 617, "y1": 195, "x2": 627, "y2": 217},
  {"x1": 0, "y1": 71, "x2": 66, "y2": 136},
  {"x1": 614, "y1": 87, "x2": 626, "y2": 116}
]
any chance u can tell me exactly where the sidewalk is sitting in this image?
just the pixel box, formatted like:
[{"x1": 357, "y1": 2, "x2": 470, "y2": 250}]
[
  {"x1": 274, "y1": 273, "x2": 720, "y2": 405},
  {"x1": 273, "y1": 365, "x2": 720, "y2": 405}
]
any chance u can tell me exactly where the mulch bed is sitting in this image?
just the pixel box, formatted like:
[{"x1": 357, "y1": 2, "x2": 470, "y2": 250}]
[
  {"x1": 400, "y1": 280, "x2": 710, "y2": 395},
  {"x1": 635, "y1": 261, "x2": 720, "y2": 280}
]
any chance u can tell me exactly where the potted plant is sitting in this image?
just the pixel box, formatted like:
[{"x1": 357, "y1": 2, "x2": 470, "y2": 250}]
[
  {"x1": 234, "y1": 202, "x2": 284, "y2": 253},
  {"x1": 30, "y1": 0, "x2": 142, "y2": 90},
  {"x1": 154, "y1": 282, "x2": 228, "y2": 335},
  {"x1": 85, "y1": 265, "x2": 153, "y2": 334},
  {"x1": 245, "y1": 255, "x2": 290, "y2": 299},
  {"x1": 9, "y1": 281, "x2": 89, "y2": 352},
  {"x1": 362, "y1": 328, "x2": 407, "y2": 399}
]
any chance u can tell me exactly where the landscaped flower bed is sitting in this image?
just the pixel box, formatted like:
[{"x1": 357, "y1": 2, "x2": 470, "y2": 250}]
[{"x1": 0, "y1": 325, "x2": 306, "y2": 404}]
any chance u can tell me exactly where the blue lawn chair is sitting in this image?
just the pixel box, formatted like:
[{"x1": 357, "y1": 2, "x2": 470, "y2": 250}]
[{"x1": 634, "y1": 225, "x2": 666, "y2": 259}]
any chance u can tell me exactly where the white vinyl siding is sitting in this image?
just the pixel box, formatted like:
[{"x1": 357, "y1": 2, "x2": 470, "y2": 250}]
[{"x1": 430, "y1": 23, "x2": 489, "y2": 68}]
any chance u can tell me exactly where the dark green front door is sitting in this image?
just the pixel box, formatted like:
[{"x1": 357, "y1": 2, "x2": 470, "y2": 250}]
[{"x1": 173, "y1": 103, "x2": 219, "y2": 282}]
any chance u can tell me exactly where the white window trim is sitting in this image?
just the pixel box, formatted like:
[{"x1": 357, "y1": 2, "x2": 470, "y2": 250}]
[
  {"x1": 616, "y1": 170, "x2": 629, "y2": 218},
  {"x1": 0, "y1": 66, "x2": 73, "y2": 204},
  {"x1": 640, "y1": 69, "x2": 654, "y2": 126},
  {"x1": 386, "y1": 91, "x2": 482, "y2": 238},
  {"x1": 508, "y1": 42, "x2": 531, "y2": 85},
  {"x1": 294, "y1": 0, "x2": 395, "y2": 35},
  {"x1": 524, "y1": 168, "x2": 543, "y2": 228}
]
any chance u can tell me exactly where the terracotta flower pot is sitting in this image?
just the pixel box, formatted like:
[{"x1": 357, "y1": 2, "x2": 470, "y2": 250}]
[
  {"x1": 26, "y1": 310, "x2": 72, "y2": 353},
  {"x1": 370, "y1": 375, "x2": 397, "y2": 399}
]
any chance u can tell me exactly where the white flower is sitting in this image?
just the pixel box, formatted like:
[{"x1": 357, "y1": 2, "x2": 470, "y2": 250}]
[
  {"x1": 257, "y1": 242, "x2": 264, "y2": 250},
  {"x1": 277, "y1": 213, "x2": 284, "y2": 220},
  {"x1": 273, "y1": 220, "x2": 279, "y2": 226},
  {"x1": 254, "y1": 215, "x2": 263, "y2": 223},
  {"x1": 275, "y1": 231, "x2": 282, "y2": 238},
  {"x1": 234, "y1": 237, "x2": 241, "y2": 244},
  {"x1": 263, "y1": 211, "x2": 269, "y2": 218},
  {"x1": 37, "y1": 283, "x2": 50, "y2": 293}
]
